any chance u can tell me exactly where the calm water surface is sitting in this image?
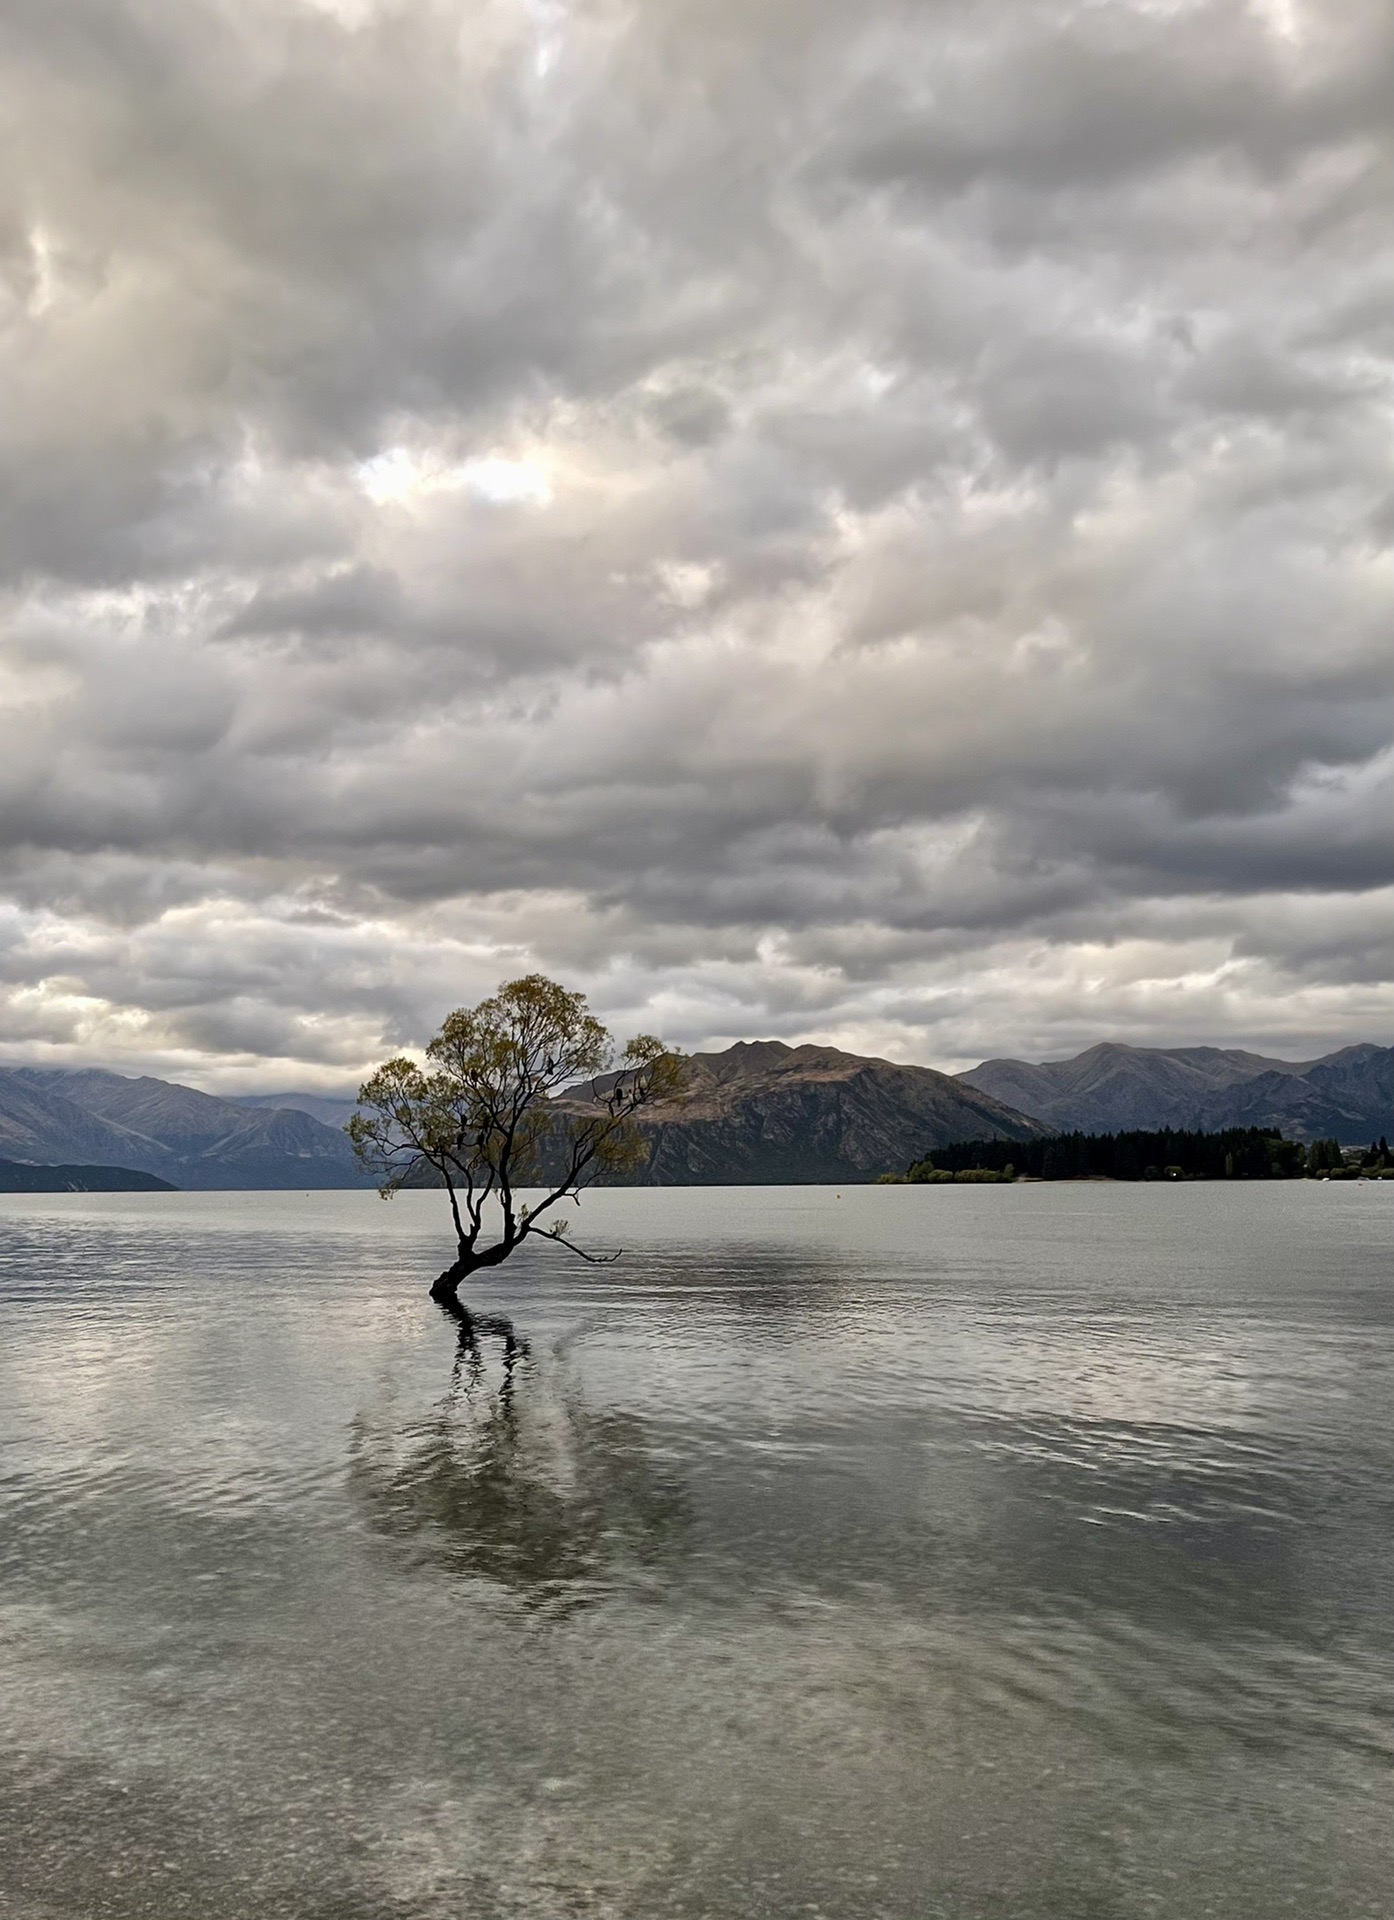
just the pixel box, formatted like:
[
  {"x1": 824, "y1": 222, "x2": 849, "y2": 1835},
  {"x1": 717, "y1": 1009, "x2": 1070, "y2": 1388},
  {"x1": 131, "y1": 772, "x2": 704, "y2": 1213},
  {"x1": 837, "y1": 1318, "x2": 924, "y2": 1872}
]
[{"x1": 0, "y1": 1184, "x2": 1391, "y2": 1918}]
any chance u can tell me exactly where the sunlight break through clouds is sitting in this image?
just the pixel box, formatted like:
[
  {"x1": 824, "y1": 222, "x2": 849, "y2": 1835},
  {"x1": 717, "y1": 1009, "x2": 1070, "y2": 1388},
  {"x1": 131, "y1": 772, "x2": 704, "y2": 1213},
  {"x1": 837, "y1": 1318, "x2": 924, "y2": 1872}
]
[{"x1": 0, "y1": 0, "x2": 1392, "y2": 1091}]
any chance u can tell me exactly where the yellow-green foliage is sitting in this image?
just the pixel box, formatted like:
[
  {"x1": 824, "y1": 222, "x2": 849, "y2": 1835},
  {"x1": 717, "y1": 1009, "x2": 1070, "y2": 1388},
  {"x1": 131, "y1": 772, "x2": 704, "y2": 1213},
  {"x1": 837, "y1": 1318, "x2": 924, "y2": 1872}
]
[{"x1": 346, "y1": 975, "x2": 684, "y2": 1272}]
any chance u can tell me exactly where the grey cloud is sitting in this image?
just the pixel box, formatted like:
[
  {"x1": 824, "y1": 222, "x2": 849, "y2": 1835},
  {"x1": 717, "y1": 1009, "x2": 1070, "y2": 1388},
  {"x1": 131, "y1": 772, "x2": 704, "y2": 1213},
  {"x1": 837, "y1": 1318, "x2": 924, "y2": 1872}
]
[
  {"x1": 833, "y1": 3, "x2": 1393, "y2": 200},
  {"x1": 0, "y1": 0, "x2": 1392, "y2": 1083},
  {"x1": 1176, "y1": 327, "x2": 1374, "y2": 419},
  {"x1": 224, "y1": 566, "x2": 410, "y2": 644}
]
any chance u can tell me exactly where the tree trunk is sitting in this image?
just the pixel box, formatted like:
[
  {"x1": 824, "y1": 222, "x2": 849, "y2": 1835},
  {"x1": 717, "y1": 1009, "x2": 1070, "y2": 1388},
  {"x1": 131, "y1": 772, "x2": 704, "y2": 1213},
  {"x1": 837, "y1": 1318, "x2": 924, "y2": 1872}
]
[
  {"x1": 430, "y1": 1255, "x2": 473, "y2": 1307},
  {"x1": 430, "y1": 1236, "x2": 514, "y2": 1306},
  {"x1": 430, "y1": 1244, "x2": 525, "y2": 1356}
]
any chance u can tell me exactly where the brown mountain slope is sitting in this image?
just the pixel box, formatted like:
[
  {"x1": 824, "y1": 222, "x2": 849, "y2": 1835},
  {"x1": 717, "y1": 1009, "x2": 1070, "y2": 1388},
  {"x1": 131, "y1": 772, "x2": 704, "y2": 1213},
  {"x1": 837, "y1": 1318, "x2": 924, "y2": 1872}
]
[{"x1": 548, "y1": 1040, "x2": 1045, "y2": 1185}]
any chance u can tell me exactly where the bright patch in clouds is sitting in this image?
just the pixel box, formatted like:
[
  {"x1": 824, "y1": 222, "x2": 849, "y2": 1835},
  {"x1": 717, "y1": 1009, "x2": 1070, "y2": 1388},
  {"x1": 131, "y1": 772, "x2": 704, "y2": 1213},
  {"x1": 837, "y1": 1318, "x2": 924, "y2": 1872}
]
[{"x1": 357, "y1": 448, "x2": 552, "y2": 507}]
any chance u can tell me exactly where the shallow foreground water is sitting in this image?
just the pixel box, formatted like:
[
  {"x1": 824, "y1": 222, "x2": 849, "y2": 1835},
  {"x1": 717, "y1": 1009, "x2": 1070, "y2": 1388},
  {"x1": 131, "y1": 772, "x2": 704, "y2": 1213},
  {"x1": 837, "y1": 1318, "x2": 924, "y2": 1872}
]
[{"x1": 0, "y1": 1183, "x2": 1391, "y2": 1919}]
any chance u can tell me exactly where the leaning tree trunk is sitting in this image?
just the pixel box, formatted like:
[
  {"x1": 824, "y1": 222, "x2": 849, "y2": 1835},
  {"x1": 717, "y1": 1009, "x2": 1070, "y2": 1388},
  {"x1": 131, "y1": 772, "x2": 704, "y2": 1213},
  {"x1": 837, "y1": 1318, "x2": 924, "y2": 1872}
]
[
  {"x1": 430, "y1": 1237, "x2": 515, "y2": 1305},
  {"x1": 430, "y1": 1253, "x2": 474, "y2": 1308},
  {"x1": 430, "y1": 1242, "x2": 525, "y2": 1356}
]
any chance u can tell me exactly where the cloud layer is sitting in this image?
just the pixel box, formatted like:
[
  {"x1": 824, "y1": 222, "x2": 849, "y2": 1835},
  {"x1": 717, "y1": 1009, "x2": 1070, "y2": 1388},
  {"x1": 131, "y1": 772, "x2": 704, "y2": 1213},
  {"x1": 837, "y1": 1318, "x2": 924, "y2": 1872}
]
[{"x1": 2, "y1": 0, "x2": 1393, "y2": 1087}]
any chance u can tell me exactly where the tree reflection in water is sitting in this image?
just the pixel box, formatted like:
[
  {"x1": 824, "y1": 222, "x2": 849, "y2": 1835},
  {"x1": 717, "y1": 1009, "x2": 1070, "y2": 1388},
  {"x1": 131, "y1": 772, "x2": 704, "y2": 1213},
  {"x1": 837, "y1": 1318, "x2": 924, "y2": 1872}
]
[{"x1": 348, "y1": 1324, "x2": 688, "y2": 1612}]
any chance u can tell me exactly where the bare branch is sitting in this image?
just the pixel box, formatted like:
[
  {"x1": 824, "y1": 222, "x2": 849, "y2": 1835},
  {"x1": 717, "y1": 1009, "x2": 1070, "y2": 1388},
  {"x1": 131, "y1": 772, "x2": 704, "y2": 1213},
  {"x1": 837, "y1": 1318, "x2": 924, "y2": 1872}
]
[{"x1": 533, "y1": 1226, "x2": 624, "y2": 1265}]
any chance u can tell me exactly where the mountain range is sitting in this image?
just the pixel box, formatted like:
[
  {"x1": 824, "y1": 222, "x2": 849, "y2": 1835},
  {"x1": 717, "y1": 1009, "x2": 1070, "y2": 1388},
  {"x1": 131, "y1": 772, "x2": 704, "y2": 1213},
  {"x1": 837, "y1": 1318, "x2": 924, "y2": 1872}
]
[
  {"x1": 0, "y1": 1034, "x2": 1389, "y2": 1191},
  {"x1": 234, "y1": 1090, "x2": 362, "y2": 1129},
  {"x1": 958, "y1": 1041, "x2": 1394, "y2": 1145},
  {"x1": 546, "y1": 1040, "x2": 1045, "y2": 1184},
  {"x1": 0, "y1": 1068, "x2": 371, "y2": 1189}
]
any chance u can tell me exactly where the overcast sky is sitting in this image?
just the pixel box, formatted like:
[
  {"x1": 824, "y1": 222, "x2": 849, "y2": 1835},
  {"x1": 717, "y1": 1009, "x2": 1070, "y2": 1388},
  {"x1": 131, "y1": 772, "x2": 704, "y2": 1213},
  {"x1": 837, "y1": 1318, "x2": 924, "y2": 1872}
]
[{"x1": 1, "y1": 0, "x2": 1392, "y2": 1092}]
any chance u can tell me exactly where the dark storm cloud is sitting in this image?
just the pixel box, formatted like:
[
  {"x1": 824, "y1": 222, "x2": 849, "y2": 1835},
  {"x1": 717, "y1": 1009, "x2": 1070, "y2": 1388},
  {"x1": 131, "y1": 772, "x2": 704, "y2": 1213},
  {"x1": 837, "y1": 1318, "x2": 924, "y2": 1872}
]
[{"x1": 0, "y1": 0, "x2": 1392, "y2": 1084}]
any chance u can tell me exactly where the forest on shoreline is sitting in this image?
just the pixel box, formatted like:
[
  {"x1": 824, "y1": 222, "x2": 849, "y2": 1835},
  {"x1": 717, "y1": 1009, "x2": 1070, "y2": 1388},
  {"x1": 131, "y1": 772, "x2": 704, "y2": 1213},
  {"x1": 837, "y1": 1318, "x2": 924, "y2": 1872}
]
[{"x1": 882, "y1": 1127, "x2": 1394, "y2": 1185}]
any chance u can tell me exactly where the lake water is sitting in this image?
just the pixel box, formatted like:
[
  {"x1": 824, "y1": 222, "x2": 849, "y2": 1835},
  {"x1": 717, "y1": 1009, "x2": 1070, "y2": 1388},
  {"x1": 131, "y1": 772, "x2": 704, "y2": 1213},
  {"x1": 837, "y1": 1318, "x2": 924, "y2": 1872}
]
[{"x1": 1, "y1": 1183, "x2": 1391, "y2": 1919}]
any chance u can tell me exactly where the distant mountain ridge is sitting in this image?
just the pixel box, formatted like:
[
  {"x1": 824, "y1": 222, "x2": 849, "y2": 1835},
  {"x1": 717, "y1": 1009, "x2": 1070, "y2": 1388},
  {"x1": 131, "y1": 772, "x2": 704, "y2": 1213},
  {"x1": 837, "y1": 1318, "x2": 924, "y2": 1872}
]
[
  {"x1": 233, "y1": 1090, "x2": 362, "y2": 1129},
  {"x1": 0, "y1": 1068, "x2": 371, "y2": 1189},
  {"x1": 545, "y1": 1039, "x2": 1045, "y2": 1184},
  {"x1": 3, "y1": 1044, "x2": 1041, "y2": 1193},
  {"x1": 958, "y1": 1041, "x2": 1394, "y2": 1145},
  {"x1": 4, "y1": 1035, "x2": 1390, "y2": 1192},
  {"x1": 0, "y1": 1157, "x2": 175, "y2": 1194}
]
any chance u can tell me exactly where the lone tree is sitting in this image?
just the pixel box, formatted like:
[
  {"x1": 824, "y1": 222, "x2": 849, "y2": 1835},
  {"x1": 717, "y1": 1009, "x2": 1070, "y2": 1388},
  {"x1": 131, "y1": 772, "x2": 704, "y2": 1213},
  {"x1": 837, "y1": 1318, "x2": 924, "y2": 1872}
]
[{"x1": 348, "y1": 975, "x2": 683, "y2": 1322}]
